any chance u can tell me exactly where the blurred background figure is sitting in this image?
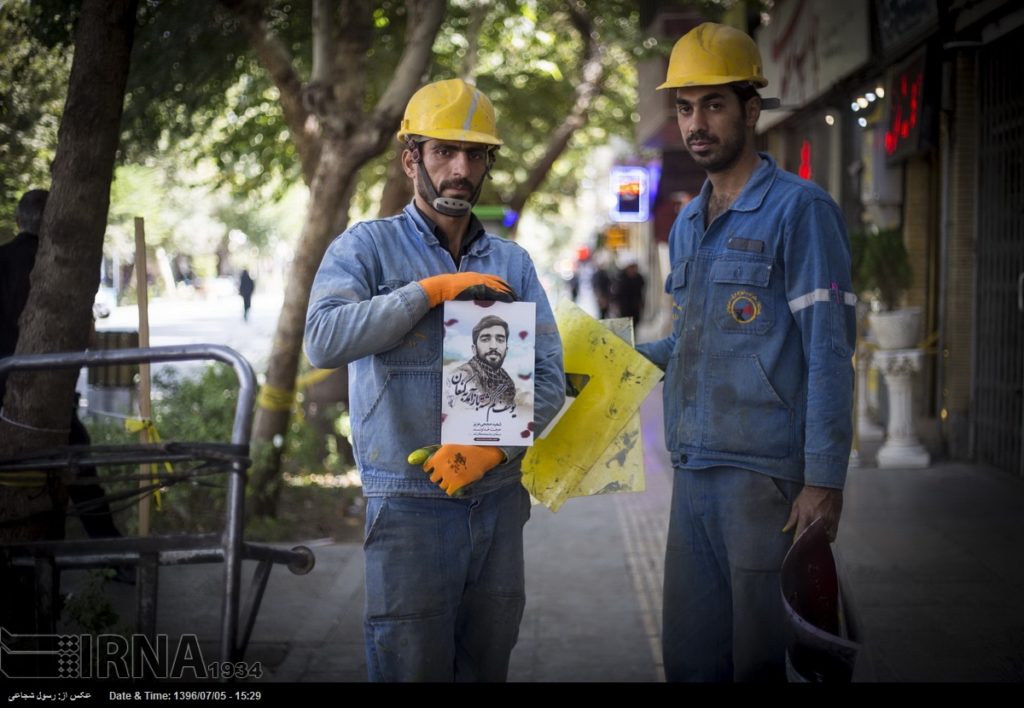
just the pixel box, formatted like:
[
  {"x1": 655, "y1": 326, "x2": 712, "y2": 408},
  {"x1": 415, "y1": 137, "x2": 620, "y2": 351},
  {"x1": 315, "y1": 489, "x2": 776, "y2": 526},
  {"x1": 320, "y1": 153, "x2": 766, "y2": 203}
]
[
  {"x1": 612, "y1": 253, "x2": 645, "y2": 326},
  {"x1": 591, "y1": 248, "x2": 614, "y2": 319},
  {"x1": 1, "y1": 190, "x2": 131, "y2": 581},
  {"x1": 238, "y1": 268, "x2": 255, "y2": 322}
]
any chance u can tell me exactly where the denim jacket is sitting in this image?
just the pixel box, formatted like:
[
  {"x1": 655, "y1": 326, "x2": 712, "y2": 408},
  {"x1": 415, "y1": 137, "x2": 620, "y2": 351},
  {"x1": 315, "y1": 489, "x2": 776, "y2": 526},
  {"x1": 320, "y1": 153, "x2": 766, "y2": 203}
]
[
  {"x1": 305, "y1": 203, "x2": 565, "y2": 498},
  {"x1": 638, "y1": 154, "x2": 856, "y2": 489}
]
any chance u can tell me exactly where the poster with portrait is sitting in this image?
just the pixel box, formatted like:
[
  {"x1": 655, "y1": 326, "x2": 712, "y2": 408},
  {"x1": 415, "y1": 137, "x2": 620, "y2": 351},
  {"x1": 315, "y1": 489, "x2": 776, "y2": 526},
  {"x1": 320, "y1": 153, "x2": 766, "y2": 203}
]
[{"x1": 441, "y1": 300, "x2": 536, "y2": 447}]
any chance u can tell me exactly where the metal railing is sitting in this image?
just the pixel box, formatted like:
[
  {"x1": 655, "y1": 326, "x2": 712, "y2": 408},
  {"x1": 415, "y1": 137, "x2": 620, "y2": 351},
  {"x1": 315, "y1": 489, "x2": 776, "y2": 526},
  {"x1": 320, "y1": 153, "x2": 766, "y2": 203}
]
[{"x1": 0, "y1": 344, "x2": 315, "y2": 666}]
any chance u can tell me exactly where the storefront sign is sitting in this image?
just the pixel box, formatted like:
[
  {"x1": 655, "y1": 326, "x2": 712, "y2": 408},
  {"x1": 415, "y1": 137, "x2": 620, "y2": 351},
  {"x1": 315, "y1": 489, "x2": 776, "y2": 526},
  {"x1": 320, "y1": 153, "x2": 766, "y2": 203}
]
[
  {"x1": 885, "y1": 46, "x2": 936, "y2": 163},
  {"x1": 756, "y1": 0, "x2": 871, "y2": 130},
  {"x1": 875, "y1": 0, "x2": 939, "y2": 56},
  {"x1": 610, "y1": 166, "x2": 650, "y2": 223}
]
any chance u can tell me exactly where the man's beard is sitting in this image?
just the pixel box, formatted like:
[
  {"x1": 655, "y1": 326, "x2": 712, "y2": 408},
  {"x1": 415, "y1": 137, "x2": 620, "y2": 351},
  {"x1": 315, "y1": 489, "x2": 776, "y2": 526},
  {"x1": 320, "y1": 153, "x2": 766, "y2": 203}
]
[
  {"x1": 685, "y1": 113, "x2": 748, "y2": 174},
  {"x1": 476, "y1": 351, "x2": 505, "y2": 369}
]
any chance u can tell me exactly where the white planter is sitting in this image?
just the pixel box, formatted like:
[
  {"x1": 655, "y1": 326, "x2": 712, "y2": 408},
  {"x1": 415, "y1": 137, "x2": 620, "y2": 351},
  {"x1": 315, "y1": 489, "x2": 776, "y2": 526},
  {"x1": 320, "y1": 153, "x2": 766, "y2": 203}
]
[{"x1": 869, "y1": 307, "x2": 922, "y2": 350}]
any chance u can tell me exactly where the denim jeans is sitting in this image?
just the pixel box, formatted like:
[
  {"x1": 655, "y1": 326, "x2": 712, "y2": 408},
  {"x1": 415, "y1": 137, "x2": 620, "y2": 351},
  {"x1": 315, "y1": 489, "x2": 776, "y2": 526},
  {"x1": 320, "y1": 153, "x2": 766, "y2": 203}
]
[
  {"x1": 362, "y1": 481, "x2": 531, "y2": 682},
  {"x1": 662, "y1": 466, "x2": 800, "y2": 682}
]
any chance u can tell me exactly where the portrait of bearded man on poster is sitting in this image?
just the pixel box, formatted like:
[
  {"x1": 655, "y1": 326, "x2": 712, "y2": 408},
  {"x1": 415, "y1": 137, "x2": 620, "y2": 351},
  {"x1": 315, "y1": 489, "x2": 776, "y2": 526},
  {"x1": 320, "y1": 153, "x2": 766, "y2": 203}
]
[{"x1": 447, "y1": 314, "x2": 517, "y2": 414}]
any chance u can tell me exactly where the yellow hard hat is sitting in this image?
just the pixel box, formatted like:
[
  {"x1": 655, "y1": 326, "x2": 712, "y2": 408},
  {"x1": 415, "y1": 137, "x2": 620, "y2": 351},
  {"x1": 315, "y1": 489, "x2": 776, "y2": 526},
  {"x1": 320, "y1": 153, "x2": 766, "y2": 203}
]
[
  {"x1": 658, "y1": 22, "x2": 768, "y2": 90},
  {"x1": 397, "y1": 78, "x2": 503, "y2": 146}
]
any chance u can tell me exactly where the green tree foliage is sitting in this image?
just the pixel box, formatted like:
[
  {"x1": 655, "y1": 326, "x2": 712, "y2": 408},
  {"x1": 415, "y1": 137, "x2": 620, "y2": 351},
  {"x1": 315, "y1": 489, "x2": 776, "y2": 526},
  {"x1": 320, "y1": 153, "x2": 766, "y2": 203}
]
[
  {"x1": 3, "y1": 0, "x2": 668, "y2": 519},
  {"x1": 125, "y1": 1, "x2": 308, "y2": 197},
  {"x1": 478, "y1": 0, "x2": 644, "y2": 213},
  {"x1": 353, "y1": 0, "x2": 649, "y2": 218},
  {"x1": 6, "y1": 1, "x2": 652, "y2": 238},
  {"x1": 104, "y1": 160, "x2": 282, "y2": 273},
  {"x1": 0, "y1": 1, "x2": 72, "y2": 242},
  {"x1": 2, "y1": 0, "x2": 308, "y2": 207}
]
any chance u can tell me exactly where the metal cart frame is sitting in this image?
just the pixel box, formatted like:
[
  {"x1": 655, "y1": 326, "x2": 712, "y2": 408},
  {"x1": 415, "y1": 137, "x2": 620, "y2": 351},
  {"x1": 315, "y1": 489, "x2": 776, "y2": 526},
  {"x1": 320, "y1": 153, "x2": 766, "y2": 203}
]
[{"x1": 0, "y1": 344, "x2": 315, "y2": 665}]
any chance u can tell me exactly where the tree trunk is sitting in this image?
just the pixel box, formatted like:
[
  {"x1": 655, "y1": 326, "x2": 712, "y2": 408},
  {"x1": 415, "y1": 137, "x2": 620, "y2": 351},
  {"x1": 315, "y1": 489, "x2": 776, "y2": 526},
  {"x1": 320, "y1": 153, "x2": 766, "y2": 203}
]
[
  {"x1": 236, "y1": 0, "x2": 445, "y2": 518},
  {"x1": 0, "y1": 0, "x2": 137, "y2": 633},
  {"x1": 378, "y1": 148, "x2": 413, "y2": 218},
  {"x1": 248, "y1": 143, "x2": 356, "y2": 516}
]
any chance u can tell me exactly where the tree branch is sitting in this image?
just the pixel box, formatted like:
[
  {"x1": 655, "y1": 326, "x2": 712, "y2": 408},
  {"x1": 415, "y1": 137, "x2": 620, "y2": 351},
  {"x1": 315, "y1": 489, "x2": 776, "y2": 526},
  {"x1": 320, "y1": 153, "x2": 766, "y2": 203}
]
[
  {"x1": 311, "y1": 0, "x2": 334, "y2": 85},
  {"x1": 219, "y1": 0, "x2": 320, "y2": 184},
  {"x1": 369, "y1": 0, "x2": 446, "y2": 138},
  {"x1": 459, "y1": 0, "x2": 489, "y2": 81},
  {"x1": 507, "y1": 1, "x2": 606, "y2": 223},
  {"x1": 317, "y1": 0, "x2": 374, "y2": 139}
]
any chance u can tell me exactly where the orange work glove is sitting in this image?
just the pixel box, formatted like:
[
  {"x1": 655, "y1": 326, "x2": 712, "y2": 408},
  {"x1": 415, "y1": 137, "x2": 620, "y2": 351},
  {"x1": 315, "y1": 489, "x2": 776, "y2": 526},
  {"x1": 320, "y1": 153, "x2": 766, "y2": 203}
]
[
  {"x1": 418, "y1": 273, "x2": 513, "y2": 309},
  {"x1": 420, "y1": 444, "x2": 505, "y2": 497}
]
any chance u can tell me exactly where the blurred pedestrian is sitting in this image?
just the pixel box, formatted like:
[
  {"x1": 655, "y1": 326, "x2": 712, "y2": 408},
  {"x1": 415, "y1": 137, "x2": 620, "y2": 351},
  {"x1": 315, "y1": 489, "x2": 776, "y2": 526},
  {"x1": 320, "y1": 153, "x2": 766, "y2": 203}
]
[
  {"x1": 612, "y1": 253, "x2": 646, "y2": 326},
  {"x1": 591, "y1": 249, "x2": 614, "y2": 319},
  {"x1": 239, "y1": 268, "x2": 255, "y2": 321},
  {"x1": 1, "y1": 189, "x2": 131, "y2": 581}
]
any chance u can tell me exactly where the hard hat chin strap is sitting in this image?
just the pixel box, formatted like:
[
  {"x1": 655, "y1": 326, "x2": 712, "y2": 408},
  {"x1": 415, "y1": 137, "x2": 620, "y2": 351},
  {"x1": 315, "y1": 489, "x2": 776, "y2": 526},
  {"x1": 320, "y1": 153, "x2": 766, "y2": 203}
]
[
  {"x1": 408, "y1": 138, "x2": 492, "y2": 218},
  {"x1": 415, "y1": 160, "x2": 475, "y2": 217}
]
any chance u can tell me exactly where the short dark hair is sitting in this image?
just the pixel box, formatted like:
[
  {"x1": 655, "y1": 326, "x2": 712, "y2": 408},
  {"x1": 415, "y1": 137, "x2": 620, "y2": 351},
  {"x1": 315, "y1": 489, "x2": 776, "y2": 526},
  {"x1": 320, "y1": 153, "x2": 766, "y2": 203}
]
[
  {"x1": 472, "y1": 314, "x2": 509, "y2": 344},
  {"x1": 16, "y1": 189, "x2": 48, "y2": 234},
  {"x1": 730, "y1": 82, "x2": 761, "y2": 106}
]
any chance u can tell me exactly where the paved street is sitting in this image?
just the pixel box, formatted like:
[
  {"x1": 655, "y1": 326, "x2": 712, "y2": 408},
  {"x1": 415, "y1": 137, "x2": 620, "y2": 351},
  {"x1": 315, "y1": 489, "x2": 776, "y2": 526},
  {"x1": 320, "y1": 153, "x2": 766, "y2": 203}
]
[{"x1": 96, "y1": 284, "x2": 284, "y2": 375}]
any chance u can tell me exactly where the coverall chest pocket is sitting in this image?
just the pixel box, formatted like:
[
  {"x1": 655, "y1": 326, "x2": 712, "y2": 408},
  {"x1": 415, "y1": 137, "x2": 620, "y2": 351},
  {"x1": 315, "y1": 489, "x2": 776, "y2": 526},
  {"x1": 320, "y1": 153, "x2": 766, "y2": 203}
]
[
  {"x1": 376, "y1": 280, "x2": 439, "y2": 367},
  {"x1": 710, "y1": 258, "x2": 775, "y2": 335},
  {"x1": 668, "y1": 260, "x2": 690, "y2": 337}
]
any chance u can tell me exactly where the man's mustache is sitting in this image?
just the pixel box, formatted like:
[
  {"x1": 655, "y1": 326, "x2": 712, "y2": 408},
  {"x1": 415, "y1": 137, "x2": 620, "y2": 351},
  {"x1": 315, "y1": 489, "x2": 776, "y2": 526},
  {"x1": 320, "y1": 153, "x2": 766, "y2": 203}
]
[
  {"x1": 687, "y1": 131, "x2": 716, "y2": 145},
  {"x1": 440, "y1": 178, "x2": 475, "y2": 192}
]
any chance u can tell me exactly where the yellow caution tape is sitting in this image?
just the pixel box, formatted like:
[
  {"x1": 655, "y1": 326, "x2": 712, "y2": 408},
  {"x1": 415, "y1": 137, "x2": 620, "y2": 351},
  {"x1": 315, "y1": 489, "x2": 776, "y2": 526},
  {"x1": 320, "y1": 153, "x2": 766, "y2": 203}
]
[
  {"x1": 296, "y1": 367, "x2": 337, "y2": 390},
  {"x1": 257, "y1": 384, "x2": 296, "y2": 413},
  {"x1": 257, "y1": 369, "x2": 337, "y2": 414},
  {"x1": 918, "y1": 329, "x2": 939, "y2": 353},
  {"x1": 861, "y1": 330, "x2": 939, "y2": 353},
  {"x1": 521, "y1": 300, "x2": 663, "y2": 512},
  {"x1": 125, "y1": 417, "x2": 170, "y2": 510},
  {"x1": 0, "y1": 471, "x2": 48, "y2": 488}
]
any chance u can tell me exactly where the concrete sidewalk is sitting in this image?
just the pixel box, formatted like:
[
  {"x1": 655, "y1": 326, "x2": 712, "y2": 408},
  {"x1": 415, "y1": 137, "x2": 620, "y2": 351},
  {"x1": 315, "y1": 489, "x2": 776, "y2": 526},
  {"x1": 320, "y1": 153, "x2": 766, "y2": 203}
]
[
  {"x1": 68, "y1": 388, "x2": 1024, "y2": 682},
  {"x1": 840, "y1": 456, "x2": 1024, "y2": 681}
]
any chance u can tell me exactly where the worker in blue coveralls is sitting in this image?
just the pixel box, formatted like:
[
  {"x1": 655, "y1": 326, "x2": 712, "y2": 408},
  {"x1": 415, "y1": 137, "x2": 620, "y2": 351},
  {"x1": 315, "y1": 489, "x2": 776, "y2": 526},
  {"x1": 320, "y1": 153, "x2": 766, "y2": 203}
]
[
  {"x1": 304, "y1": 79, "x2": 564, "y2": 682},
  {"x1": 636, "y1": 23, "x2": 857, "y2": 682}
]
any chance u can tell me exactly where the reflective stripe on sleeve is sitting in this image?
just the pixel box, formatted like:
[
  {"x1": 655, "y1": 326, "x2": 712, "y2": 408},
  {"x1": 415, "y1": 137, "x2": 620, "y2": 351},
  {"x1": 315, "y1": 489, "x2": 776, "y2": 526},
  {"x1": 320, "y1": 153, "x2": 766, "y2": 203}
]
[{"x1": 788, "y1": 288, "x2": 858, "y2": 314}]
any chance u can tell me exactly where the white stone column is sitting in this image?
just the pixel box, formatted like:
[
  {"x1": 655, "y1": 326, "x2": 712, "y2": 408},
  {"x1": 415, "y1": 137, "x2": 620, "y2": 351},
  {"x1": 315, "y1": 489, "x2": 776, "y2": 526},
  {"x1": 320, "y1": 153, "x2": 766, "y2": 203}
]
[
  {"x1": 857, "y1": 345, "x2": 885, "y2": 442},
  {"x1": 874, "y1": 348, "x2": 931, "y2": 468},
  {"x1": 850, "y1": 339, "x2": 885, "y2": 468}
]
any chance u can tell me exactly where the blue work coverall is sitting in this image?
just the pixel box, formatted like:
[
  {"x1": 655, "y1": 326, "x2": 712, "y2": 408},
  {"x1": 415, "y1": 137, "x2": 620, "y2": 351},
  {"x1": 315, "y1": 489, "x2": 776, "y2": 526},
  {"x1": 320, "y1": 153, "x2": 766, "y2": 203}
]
[
  {"x1": 638, "y1": 154, "x2": 857, "y2": 681},
  {"x1": 305, "y1": 203, "x2": 564, "y2": 681}
]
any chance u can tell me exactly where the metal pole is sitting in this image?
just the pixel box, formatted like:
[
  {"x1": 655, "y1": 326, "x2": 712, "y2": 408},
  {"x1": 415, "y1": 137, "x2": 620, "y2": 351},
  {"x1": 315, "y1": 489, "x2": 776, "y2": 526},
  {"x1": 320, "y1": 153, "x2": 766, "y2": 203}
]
[{"x1": 135, "y1": 217, "x2": 153, "y2": 537}]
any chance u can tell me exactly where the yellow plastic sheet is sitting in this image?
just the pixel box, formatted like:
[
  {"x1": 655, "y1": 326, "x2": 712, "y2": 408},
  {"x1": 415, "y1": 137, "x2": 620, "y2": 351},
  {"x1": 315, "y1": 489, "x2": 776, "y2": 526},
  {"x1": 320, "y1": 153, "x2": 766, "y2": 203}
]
[{"x1": 521, "y1": 300, "x2": 662, "y2": 511}]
